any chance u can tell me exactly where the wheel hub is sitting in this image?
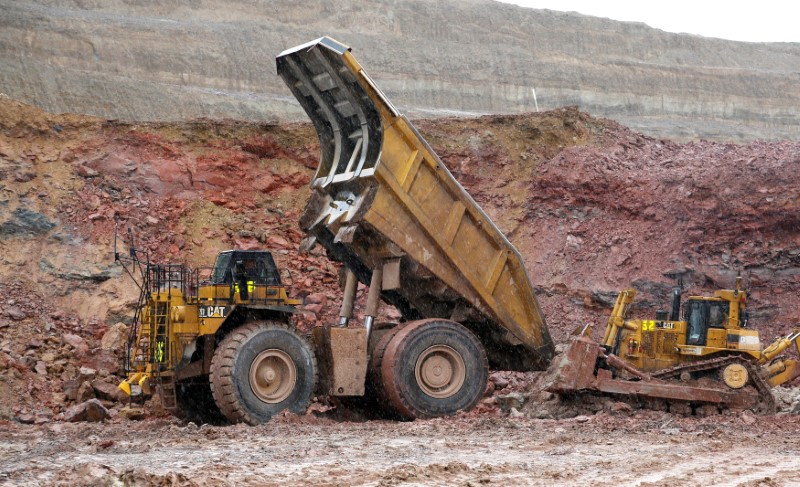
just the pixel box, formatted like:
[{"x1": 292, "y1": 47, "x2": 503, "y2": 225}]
[
  {"x1": 415, "y1": 345, "x2": 466, "y2": 398},
  {"x1": 249, "y1": 349, "x2": 297, "y2": 403}
]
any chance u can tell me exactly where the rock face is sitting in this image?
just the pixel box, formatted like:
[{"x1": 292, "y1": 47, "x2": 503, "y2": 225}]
[
  {"x1": 1, "y1": 0, "x2": 798, "y2": 142},
  {"x1": 0, "y1": 97, "x2": 798, "y2": 421}
]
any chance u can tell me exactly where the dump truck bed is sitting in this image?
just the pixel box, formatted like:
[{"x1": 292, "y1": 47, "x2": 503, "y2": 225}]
[{"x1": 277, "y1": 37, "x2": 554, "y2": 370}]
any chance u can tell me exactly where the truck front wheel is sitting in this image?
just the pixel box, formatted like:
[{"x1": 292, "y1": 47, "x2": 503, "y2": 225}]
[
  {"x1": 380, "y1": 319, "x2": 488, "y2": 419},
  {"x1": 210, "y1": 321, "x2": 317, "y2": 425}
]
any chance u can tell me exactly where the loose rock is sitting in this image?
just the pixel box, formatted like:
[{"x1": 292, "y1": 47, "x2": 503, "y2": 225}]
[{"x1": 62, "y1": 399, "x2": 108, "y2": 422}]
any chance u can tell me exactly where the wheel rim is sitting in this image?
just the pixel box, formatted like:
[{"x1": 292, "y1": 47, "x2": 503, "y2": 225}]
[
  {"x1": 249, "y1": 349, "x2": 297, "y2": 403},
  {"x1": 414, "y1": 345, "x2": 466, "y2": 398},
  {"x1": 722, "y1": 363, "x2": 749, "y2": 389}
]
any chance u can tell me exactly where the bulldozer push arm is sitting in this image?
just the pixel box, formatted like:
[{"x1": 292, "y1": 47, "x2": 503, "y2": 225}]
[
  {"x1": 759, "y1": 329, "x2": 800, "y2": 387},
  {"x1": 601, "y1": 288, "x2": 637, "y2": 350},
  {"x1": 277, "y1": 37, "x2": 554, "y2": 370}
]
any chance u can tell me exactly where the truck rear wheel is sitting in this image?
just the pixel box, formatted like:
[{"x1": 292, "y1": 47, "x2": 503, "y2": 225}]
[
  {"x1": 380, "y1": 319, "x2": 488, "y2": 419},
  {"x1": 210, "y1": 321, "x2": 317, "y2": 425}
]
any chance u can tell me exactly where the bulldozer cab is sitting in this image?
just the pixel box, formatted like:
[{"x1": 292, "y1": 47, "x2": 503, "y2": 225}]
[
  {"x1": 211, "y1": 250, "x2": 282, "y2": 286},
  {"x1": 684, "y1": 298, "x2": 730, "y2": 346}
]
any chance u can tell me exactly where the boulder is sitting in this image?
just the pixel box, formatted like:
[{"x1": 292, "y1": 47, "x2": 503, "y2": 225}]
[
  {"x1": 63, "y1": 399, "x2": 108, "y2": 422},
  {"x1": 496, "y1": 392, "x2": 525, "y2": 413},
  {"x1": 741, "y1": 411, "x2": 757, "y2": 425},
  {"x1": 76, "y1": 164, "x2": 99, "y2": 178},
  {"x1": 302, "y1": 303, "x2": 323, "y2": 315},
  {"x1": 76, "y1": 381, "x2": 96, "y2": 402},
  {"x1": 80, "y1": 350, "x2": 119, "y2": 374},
  {"x1": 16, "y1": 413, "x2": 35, "y2": 424},
  {"x1": 34, "y1": 361, "x2": 48, "y2": 375},
  {"x1": 63, "y1": 379, "x2": 79, "y2": 401},
  {"x1": 266, "y1": 235, "x2": 290, "y2": 249},
  {"x1": 490, "y1": 374, "x2": 510, "y2": 390},
  {"x1": 6, "y1": 306, "x2": 29, "y2": 320},
  {"x1": 91, "y1": 379, "x2": 124, "y2": 402},
  {"x1": 62, "y1": 334, "x2": 89, "y2": 355},
  {"x1": 17, "y1": 356, "x2": 36, "y2": 370},
  {"x1": 304, "y1": 293, "x2": 328, "y2": 306},
  {"x1": 118, "y1": 407, "x2": 145, "y2": 421},
  {"x1": 100, "y1": 323, "x2": 128, "y2": 352},
  {"x1": 508, "y1": 407, "x2": 524, "y2": 418},
  {"x1": 33, "y1": 414, "x2": 52, "y2": 425},
  {"x1": 608, "y1": 402, "x2": 633, "y2": 415},
  {"x1": 78, "y1": 367, "x2": 97, "y2": 382}
]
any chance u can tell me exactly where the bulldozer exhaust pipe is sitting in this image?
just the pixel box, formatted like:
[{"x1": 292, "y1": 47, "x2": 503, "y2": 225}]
[{"x1": 669, "y1": 286, "x2": 681, "y2": 321}]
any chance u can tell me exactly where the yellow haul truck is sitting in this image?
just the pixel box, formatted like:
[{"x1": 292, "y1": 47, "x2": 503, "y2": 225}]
[
  {"x1": 119, "y1": 37, "x2": 555, "y2": 424},
  {"x1": 118, "y1": 249, "x2": 312, "y2": 424}
]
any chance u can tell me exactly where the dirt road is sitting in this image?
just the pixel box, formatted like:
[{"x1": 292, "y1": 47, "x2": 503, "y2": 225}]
[{"x1": 1, "y1": 411, "x2": 798, "y2": 486}]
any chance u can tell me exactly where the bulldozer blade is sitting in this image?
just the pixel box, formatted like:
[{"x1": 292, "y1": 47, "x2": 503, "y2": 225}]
[
  {"x1": 547, "y1": 336, "x2": 760, "y2": 409},
  {"x1": 590, "y1": 370, "x2": 759, "y2": 408},
  {"x1": 546, "y1": 336, "x2": 604, "y2": 392}
]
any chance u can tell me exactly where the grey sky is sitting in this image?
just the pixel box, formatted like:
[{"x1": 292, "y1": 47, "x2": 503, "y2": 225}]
[{"x1": 495, "y1": 0, "x2": 799, "y2": 43}]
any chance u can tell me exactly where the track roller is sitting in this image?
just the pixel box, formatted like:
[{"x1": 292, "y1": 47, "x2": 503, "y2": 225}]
[{"x1": 721, "y1": 362, "x2": 749, "y2": 389}]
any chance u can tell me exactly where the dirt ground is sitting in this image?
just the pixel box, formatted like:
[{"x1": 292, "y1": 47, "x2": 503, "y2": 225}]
[{"x1": 2, "y1": 410, "x2": 799, "y2": 487}]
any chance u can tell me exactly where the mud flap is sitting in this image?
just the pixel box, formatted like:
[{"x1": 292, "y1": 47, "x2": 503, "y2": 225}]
[{"x1": 312, "y1": 327, "x2": 369, "y2": 396}]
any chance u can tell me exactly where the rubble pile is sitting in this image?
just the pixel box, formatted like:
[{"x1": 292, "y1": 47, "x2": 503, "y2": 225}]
[{"x1": 0, "y1": 280, "x2": 129, "y2": 423}]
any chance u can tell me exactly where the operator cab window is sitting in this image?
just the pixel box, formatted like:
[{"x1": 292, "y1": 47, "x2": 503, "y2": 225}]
[
  {"x1": 685, "y1": 301, "x2": 708, "y2": 346},
  {"x1": 684, "y1": 300, "x2": 729, "y2": 346},
  {"x1": 211, "y1": 251, "x2": 282, "y2": 286},
  {"x1": 211, "y1": 252, "x2": 233, "y2": 283},
  {"x1": 707, "y1": 301, "x2": 729, "y2": 328}
]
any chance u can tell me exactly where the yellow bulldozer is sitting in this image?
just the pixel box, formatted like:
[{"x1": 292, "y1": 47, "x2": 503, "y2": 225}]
[{"x1": 549, "y1": 277, "x2": 800, "y2": 413}]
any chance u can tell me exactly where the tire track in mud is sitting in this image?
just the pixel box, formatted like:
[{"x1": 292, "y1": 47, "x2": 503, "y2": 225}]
[{"x1": 1, "y1": 417, "x2": 799, "y2": 486}]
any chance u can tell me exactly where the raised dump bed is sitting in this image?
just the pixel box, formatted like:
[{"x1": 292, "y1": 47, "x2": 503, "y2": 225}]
[
  {"x1": 277, "y1": 37, "x2": 554, "y2": 376},
  {"x1": 277, "y1": 37, "x2": 554, "y2": 372}
]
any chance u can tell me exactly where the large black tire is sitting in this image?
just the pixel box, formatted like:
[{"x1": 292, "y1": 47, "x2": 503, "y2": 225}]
[
  {"x1": 380, "y1": 319, "x2": 488, "y2": 420},
  {"x1": 209, "y1": 321, "x2": 317, "y2": 425},
  {"x1": 174, "y1": 379, "x2": 227, "y2": 425}
]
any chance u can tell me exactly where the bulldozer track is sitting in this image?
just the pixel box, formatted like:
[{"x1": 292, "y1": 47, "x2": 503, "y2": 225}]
[{"x1": 650, "y1": 355, "x2": 776, "y2": 413}]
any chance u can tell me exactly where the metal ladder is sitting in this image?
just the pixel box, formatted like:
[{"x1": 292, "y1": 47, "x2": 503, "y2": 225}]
[
  {"x1": 149, "y1": 300, "x2": 176, "y2": 410},
  {"x1": 159, "y1": 373, "x2": 177, "y2": 410}
]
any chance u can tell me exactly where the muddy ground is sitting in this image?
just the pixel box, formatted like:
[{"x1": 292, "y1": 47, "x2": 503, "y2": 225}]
[{"x1": 2, "y1": 411, "x2": 799, "y2": 486}]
